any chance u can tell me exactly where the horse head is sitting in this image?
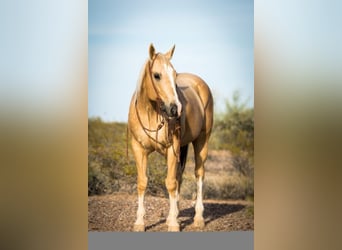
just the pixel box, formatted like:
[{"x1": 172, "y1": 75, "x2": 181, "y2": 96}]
[{"x1": 147, "y1": 44, "x2": 182, "y2": 118}]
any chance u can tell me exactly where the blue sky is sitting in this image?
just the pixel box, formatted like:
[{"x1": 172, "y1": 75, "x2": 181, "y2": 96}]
[{"x1": 89, "y1": 0, "x2": 254, "y2": 122}]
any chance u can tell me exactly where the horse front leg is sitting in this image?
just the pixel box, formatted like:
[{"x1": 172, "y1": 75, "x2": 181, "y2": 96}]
[
  {"x1": 165, "y1": 145, "x2": 180, "y2": 232},
  {"x1": 131, "y1": 137, "x2": 148, "y2": 232}
]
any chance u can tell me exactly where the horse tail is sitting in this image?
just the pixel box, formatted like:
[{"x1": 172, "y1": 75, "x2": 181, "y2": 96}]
[{"x1": 179, "y1": 144, "x2": 189, "y2": 176}]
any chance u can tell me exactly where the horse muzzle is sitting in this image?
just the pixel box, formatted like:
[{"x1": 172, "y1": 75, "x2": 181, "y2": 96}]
[{"x1": 160, "y1": 102, "x2": 181, "y2": 118}]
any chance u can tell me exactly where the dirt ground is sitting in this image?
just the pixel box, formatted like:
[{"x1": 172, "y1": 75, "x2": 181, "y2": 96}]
[{"x1": 88, "y1": 193, "x2": 254, "y2": 232}]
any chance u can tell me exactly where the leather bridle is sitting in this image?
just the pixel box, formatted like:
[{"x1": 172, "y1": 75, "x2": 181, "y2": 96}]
[{"x1": 134, "y1": 53, "x2": 181, "y2": 160}]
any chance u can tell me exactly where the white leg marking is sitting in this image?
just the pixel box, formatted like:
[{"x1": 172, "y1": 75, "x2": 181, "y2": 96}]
[
  {"x1": 194, "y1": 176, "x2": 205, "y2": 228},
  {"x1": 195, "y1": 177, "x2": 204, "y2": 218},
  {"x1": 135, "y1": 194, "x2": 145, "y2": 226},
  {"x1": 167, "y1": 191, "x2": 179, "y2": 231}
]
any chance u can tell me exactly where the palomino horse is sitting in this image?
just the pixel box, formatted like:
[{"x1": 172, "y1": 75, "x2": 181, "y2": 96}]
[{"x1": 128, "y1": 44, "x2": 213, "y2": 232}]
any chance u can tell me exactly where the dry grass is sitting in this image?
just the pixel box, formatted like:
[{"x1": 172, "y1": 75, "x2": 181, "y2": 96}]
[{"x1": 181, "y1": 169, "x2": 253, "y2": 200}]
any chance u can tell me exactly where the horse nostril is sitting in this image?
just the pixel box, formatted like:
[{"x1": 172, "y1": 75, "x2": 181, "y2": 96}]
[
  {"x1": 170, "y1": 104, "x2": 177, "y2": 117},
  {"x1": 160, "y1": 102, "x2": 166, "y2": 112}
]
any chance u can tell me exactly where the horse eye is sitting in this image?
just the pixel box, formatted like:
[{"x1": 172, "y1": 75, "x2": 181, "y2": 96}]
[{"x1": 153, "y1": 73, "x2": 161, "y2": 81}]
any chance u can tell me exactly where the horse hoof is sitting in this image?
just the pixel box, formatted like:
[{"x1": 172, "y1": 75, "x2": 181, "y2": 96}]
[
  {"x1": 133, "y1": 224, "x2": 145, "y2": 232},
  {"x1": 168, "y1": 225, "x2": 180, "y2": 232},
  {"x1": 194, "y1": 218, "x2": 205, "y2": 229}
]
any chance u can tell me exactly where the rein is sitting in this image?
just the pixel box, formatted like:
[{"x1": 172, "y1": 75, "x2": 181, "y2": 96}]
[
  {"x1": 127, "y1": 54, "x2": 181, "y2": 162},
  {"x1": 135, "y1": 98, "x2": 166, "y2": 147}
]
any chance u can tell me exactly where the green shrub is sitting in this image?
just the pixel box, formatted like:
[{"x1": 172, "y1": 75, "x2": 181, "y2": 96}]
[
  {"x1": 88, "y1": 161, "x2": 109, "y2": 195},
  {"x1": 208, "y1": 91, "x2": 254, "y2": 199},
  {"x1": 210, "y1": 91, "x2": 254, "y2": 156},
  {"x1": 88, "y1": 118, "x2": 135, "y2": 195}
]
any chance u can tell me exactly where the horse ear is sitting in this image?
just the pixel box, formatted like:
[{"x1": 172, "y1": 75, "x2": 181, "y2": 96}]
[
  {"x1": 149, "y1": 43, "x2": 155, "y2": 60},
  {"x1": 165, "y1": 44, "x2": 176, "y2": 60}
]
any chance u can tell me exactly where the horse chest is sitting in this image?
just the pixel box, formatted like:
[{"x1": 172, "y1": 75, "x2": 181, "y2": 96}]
[{"x1": 134, "y1": 125, "x2": 171, "y2": 152}]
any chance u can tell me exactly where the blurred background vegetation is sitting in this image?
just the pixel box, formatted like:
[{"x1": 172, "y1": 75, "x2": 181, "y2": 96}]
[{"x1": 88, "y1": 91, "x2": 254, "y2": 200}]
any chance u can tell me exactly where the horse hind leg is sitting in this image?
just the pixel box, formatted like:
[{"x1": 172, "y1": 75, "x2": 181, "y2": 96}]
[{"x1": 192, "y1": 134, "x2": 209, "y2": 229}]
